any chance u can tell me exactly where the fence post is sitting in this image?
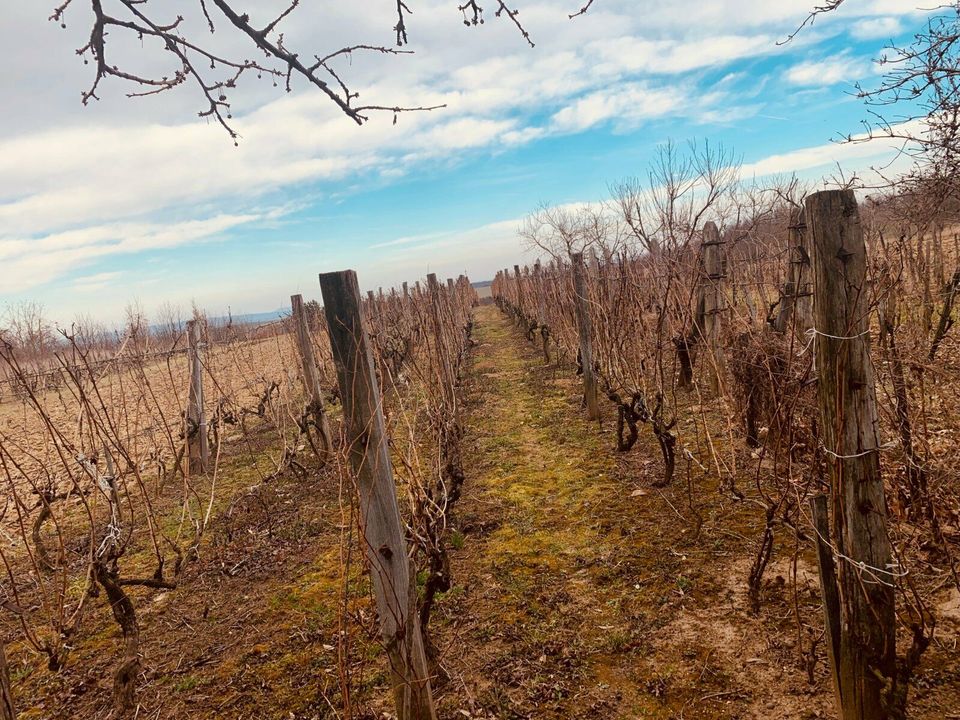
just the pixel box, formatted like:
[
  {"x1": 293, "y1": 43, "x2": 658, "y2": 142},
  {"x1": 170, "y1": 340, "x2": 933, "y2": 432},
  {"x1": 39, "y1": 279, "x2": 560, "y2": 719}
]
[
  {"x1": 794, "y1": 208, "x2": 814, "y2": 335},
  {"x1": 809, "y1": 494, "x2": 843, "y2": 713},
  {"x1": 290, "y1": 294, "x2": 333, "y2": 459},
  {"x1": 774, "y1": 208, "x2": 812, "y2": 335},
  {"x1": 513, "y1": 264, "x2": 526, "y2": 327},
  {"x1": 533, "y1": 260, "x2": 550, "y2": 363},
  {"x1": 806, "y1": 189, "x2": 896, "y2": 720},
  {"x1": 571, "y1": 253, "x2": 600, "y2": 420},
  {"x1": 588, "y1": 248, "x2": 600, "y2": 275},
  {"x1": 427, "y1": 274, "x2": 454, "y2": 392},
  {"x1": 185, "y1": 319, "x2": 209, "y2": 475},
  {"x1": 318, "y1": 270, "x2": 436, "y2": 720},
  {"x1": 701, "y1": 221, "x2": 726, "y2": 394},
  {"x1": 0, "y1": 641, "x2": 14, "y2": 720}
]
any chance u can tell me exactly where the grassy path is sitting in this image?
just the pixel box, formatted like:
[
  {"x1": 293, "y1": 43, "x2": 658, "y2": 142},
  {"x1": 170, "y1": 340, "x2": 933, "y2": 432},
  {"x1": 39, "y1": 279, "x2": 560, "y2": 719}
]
[
  {"x1": 431, "y1": 304, "x2": 835, "y2": 720},
  {"x1": 434, "y1": 304, "x2": 667, "y2": 718}
]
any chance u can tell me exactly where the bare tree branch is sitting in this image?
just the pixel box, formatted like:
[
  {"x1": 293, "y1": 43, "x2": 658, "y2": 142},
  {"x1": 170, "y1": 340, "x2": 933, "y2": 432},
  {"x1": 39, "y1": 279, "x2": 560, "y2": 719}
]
[
  {"x1": 568, "y1": 0, "x2": 597, "y2": 20},
  {"x1": 780, "y1": 0, "x2": 846, "y2": 45},
  {"x1": 50, "y1": 1, "x2": 544, "y2": 141}
]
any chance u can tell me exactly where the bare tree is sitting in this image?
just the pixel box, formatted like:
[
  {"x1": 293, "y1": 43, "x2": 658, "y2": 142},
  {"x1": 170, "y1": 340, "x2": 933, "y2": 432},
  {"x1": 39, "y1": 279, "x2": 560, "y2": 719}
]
[
  {"x1": 71, "y1": 312, "x2": 115, "y2": 360},
  {"x1": 154, "y1": 301, "x2": 185, "y2": 351},
  {"x1": 520, "y1": 202, "x2": 621, "y2": 261},
  {"x1": 1, "y1": 302, "x2": 57, "y2": 366},
  {"x1": 611, "y1": 140, "x2": 740, "y2": 257}
]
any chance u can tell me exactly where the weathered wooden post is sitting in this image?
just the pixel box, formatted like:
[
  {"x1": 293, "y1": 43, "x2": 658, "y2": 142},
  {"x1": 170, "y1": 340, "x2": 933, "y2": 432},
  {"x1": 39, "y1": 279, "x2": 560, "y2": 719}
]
[
  {"x1": 571, "y1": 253, "x2": 600, "y2": 420},
  {"x1": 185, "y1": 319, "x2": 209, "y2": 475},
  {"x1": 0, "y1": 642, "x2": 15, "y2": 720},
  {"x1": 500, "y1": 268, "x2": 509, "y2": 312},
  {"x1": 809, "y1": 494, "x2": 843, "y2": 713},
  {"x1": 774, "y1": 208, "x2": 813, "y2": 335},
  {"x1": 290, "y1": 294, "x2": 333, "y2": 458},
  {"x1": 700, "y1": 221, "x2": 726, "y2": 394},
  {"x1": 427, "y1": 274, "x2": 454, "y2": 392},
  {"x1": 589, "y1": 248, "x2": 600, "y2": 276},
  {"x1": 513, "y1": 264, "x2": 526, "y2": 326},
  {"x1": 533, "y1": 260, "x2": 550, "y2": 363},
  {"x1": 806, "y1": 189, "x2": 896, "y2": 720},
  {"x1": 318, "y1": 270, "x2": 437, "y2": 720}
]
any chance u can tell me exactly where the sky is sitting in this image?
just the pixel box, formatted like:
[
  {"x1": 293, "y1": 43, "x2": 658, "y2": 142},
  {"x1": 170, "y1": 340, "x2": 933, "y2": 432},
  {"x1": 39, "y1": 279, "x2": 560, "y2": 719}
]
[{"x1": 0, "y1": 0, "x2": 934, "y2": 325}]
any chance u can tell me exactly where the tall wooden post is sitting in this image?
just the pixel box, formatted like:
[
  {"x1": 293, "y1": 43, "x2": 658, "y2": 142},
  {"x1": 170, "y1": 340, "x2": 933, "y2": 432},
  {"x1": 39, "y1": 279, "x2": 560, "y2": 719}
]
[
  {"x1": 806, "y1": 189, "x2": 896, "y2": 720},
  {"x1": 504, "y1": 268, "x2": 511, "y2": 311},
  {"x1": 291, "y1": 294, "x2": 333, "y2": 458},
  {"x1": 774, "y1": 208, "x2": 813, "y2": 335},
  {"x1": 318, "y1": 270, "x2": 437, "y2": 720},
  {"x1": 809, "y1": 494, "x2": 843, "y2": 713},
  {"x1": 185, "y1": 319, "x2": 209, "y2": 475},
  {"x1": 513, "y1": 265, "x2": 525, "y2": 326},
  {"x1": 533, "y1": 261, "x2": 550, "y2": 363},
  {"x1": 794, "y1": 209, "x2": 814, "y2": 334},
  {"x1": 589, "y1": 248, "x2": 600, "y2": 276},
  {"x1": 427, "y1": 274, "x2": 454, "y2": 392},
  {"x1": 0, "y1": 641, "x2": 15, "y2": 720},
  {"x1": 701, "y1": 222, "x2": 725, "y2": 394},
  {"x1": 571, "y1": 253, "x2": 600, "y2": 420}
]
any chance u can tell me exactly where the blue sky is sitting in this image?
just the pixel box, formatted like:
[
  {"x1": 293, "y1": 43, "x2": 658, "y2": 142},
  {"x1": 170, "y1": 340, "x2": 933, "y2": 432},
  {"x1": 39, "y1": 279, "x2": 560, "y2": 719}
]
[{"x1": 0, "y1": 1, "x2": 930, "y2": 325}]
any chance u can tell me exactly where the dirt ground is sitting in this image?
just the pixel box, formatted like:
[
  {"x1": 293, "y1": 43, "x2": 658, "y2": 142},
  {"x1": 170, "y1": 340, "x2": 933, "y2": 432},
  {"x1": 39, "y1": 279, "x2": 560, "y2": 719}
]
[{"x1": 7, "y1": 304, "x2": 959, "y2": 718}]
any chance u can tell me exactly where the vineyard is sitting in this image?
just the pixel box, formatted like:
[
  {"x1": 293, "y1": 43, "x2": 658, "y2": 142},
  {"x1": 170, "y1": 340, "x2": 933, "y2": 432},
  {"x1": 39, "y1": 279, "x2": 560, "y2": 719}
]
[
  {"x1": 1, "y1": 184, "x2": 960, "y2": 720},
  {"x1": 9, "y1": 0, "x2": 960, "y2": 716}
]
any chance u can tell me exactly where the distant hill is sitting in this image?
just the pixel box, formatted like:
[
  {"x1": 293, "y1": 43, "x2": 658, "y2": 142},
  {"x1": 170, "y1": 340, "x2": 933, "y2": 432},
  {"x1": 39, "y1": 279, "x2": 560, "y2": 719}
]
[
  {"x1": 473, "y1": 280, "x2": 493, "y2": 300},
  {"x1": 209, "y1": 308, "x2": 289, "y2": 327}
]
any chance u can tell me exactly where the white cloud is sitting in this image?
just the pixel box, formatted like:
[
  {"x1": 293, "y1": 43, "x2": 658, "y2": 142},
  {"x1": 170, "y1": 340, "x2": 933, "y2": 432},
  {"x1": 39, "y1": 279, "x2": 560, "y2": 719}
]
[
  {"x1": 1, "y1": 213, "x2": 262, "y2": 294},
  {"x1": 851, "y1": 16, "x2": 903, "y2": 39},
  {"x1": 785, "y1": 55, "x2": 869, "y2": 86},
  {"x1": 71, "y1": 271, "x2": 123, "y2": 293},
  {"x1": 550, "y1": 82, "x2": 685, "y2": 133},
  {"x1": 740, "y1": 119, "x2": 922, "y2": 178}
]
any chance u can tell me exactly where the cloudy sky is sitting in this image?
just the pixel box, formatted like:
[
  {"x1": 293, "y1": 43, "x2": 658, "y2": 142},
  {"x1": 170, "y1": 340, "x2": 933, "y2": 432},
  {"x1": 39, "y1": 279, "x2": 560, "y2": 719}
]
[{"x1": 0, "y1": 0, "x2": 930, "y2": 324}]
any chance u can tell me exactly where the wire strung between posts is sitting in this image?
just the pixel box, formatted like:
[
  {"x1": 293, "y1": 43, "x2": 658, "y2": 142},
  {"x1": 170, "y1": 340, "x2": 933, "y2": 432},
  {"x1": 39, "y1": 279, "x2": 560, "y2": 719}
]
[
  {"x1": 820, "y1": 440, "x2": 898, "y2": 460},
  {"x1": 797, "y1": 327, "x2": 903, "y2": 587},
  {"x1": 802, "y1": 506, "x2": 909, "y2": 588},
  {"x1": 796, "y1": 327, "x2": 871, "y2": 358},
  {"x1": 810, "y1": 328, "x2": 871, "y2": 341}
]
